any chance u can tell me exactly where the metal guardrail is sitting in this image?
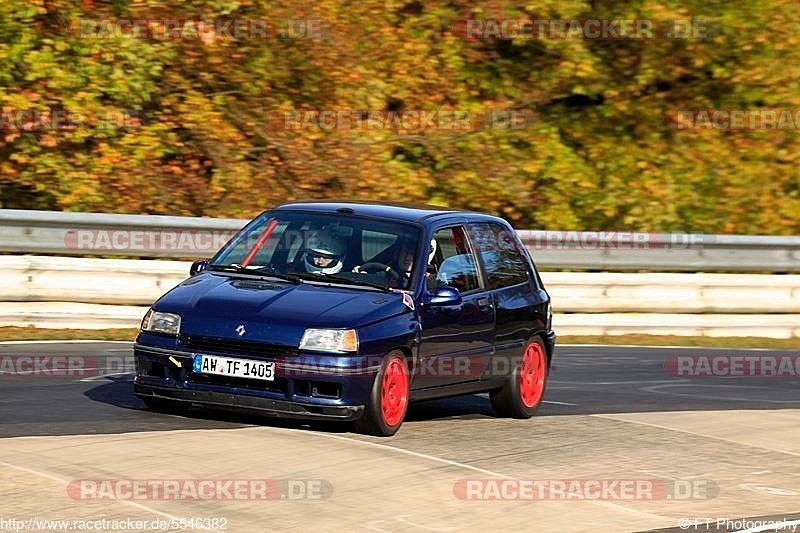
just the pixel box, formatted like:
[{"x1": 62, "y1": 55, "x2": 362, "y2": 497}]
[
  {"x1": 1, "y1": 209, "x2": 799, "y2": 271},
  {"x1": 4, "y1": 302, "x2": 798, "y2": 336},
  {"x1": 517, "y1": 230, "x2": 800, "y2": 272},
  {"x1": 1, "y1": 255, "x2": 798, "y2": 335},
  {"x1": 3, "y1": 256, "x2": 799, "y2": 313},
  {"x1": 0, "y1": 209, "x2": 245, "y2": 258}
]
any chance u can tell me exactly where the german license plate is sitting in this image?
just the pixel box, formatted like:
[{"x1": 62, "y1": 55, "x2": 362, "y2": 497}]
[{"x1": 192, "y1": 354, "x2": 275, "y2": 381}]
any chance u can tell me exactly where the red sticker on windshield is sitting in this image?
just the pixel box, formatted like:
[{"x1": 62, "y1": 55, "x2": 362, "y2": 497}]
[{"x1": 402, "y1": 292, "x2": 415, "y2": 311}]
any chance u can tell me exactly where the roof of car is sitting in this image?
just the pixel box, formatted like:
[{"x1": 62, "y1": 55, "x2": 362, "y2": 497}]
[{"x1": 274, "y1": 201, "x2": 482, "y2": 223}]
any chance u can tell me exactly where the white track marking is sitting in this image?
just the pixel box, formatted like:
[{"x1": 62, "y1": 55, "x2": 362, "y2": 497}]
[
  {"x1": 0, "y1": 368, "x2": 133, "y2": 377},
  {"x1": 733, "y1": 519, "x2": 800, "y2": 532},
  {"x1": 543, "y1": 400, "x2": 577, "y2": 406},
  {"x1": 396, "y1": 515, "x2": 458, "y2": 531},
  {"x1": 265, "y1": 427, "x2": 668, "y2": 521},
  {"x1": 739, "y1": 483, "x2": 798, "y2": 496},
  {"x1": 559, "y1": 344, "x2": 797, "y2": 352},
  {"x1": 551, "y1": 379, "x2": 685, "y2": 385},
  {"x1": 0, "y1": 426, "x2": 669, "y2": 521},
  {"x1": 79, "y1": 372, "x2": 134, "y2": 382},
  {"x1": 592, "y1": 414, "x2": 800, "y2": 458},
  {"x1": 0, "y1": 461, "x2": 216, "y2": 532},
  {"x1": 640, "y1": 384, "x2": 800, "y2": 404},
  {"x1": 5, "y1": 426, "x2": 666, "y2": 520}
]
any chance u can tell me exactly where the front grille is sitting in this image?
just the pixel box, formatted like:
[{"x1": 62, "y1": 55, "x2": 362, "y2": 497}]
[
  {"x1": 188, "y1": 373, "x2": 289, "y2": 394},
  {"x1": 179, "y1": 335, "x2": 298, "y2": 358}
]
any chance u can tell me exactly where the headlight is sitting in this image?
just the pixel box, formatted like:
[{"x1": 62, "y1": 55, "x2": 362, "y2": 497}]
[
  {"x1": 141, "y1": 309, "x2": 181, "y2": 336},
  {"x1": 299, "y1": 328, "x2": 358, "y2": 353}
]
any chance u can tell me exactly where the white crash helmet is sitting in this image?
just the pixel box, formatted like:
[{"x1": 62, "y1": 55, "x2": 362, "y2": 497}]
[
  {"x1": 428, "y1": 238, "x2": 438, "y2": 264},
  {"x1": 304, "y1": 230, "x2": 345, "y2": 275}
]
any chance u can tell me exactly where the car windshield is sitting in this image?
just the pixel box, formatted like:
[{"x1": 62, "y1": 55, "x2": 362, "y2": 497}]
[{"x1": 209, "y1": 211, "x2": 421, "y2": 291}]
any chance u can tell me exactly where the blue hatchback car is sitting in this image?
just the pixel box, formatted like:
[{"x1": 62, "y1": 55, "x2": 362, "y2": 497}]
[{"x1": 134, "y1": 202, "x2": 556, "y2": 436}]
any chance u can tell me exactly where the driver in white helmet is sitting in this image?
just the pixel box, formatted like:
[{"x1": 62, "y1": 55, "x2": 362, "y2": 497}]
[
  {"x1": 304, "y1": 230, "x2": 346, "y2": 275},
  {"x1": 425, "y1": 238, "x2": 438, "y2": 291}
]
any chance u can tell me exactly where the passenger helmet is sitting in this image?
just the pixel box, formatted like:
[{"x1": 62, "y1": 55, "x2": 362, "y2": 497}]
[{"x1": 428, "y1": 238, "x2": 438, "y2": 264}]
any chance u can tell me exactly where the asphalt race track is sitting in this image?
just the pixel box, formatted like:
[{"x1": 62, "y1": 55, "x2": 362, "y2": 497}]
[{"x1": 1, "y1": 341, "x2": 799, "y2": 532}]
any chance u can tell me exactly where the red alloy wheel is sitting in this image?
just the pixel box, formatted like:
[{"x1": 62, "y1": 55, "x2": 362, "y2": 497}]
[
  {"x1": 519, "y1": 343, "x2": 546, "y2": 408},
  {"x1": 380, "y1": 356, "x2": 409, "y2": 427}
]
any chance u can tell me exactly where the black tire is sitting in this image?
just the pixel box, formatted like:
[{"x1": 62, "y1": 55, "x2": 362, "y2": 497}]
[
  {"x1": 490, "y1": 338, "x2": 548, "y2": 419},
  {"x1": 353, "y1": 351, "x2": 409, "y2": 437}
]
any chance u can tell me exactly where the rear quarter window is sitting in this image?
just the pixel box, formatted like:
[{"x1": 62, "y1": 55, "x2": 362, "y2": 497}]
[{"x1": 468, "y1": 222, "x2": 531, "y2": 290}]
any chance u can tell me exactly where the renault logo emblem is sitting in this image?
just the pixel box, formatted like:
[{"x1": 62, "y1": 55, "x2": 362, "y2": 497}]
[{"x1": 235, "y1": 324, "x2": 246, "y2": 337}]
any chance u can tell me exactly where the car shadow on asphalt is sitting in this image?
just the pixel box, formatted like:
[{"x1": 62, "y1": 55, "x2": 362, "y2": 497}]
[
  {"x1": 83, "y1": 367, "x2": 800, "y2": 437},
  {"x1": 83, "y1": 375, "x2": 501, "y2": 435},
  {"x1": 84, "y1": 376, "x2": 353, "y2": 434}
]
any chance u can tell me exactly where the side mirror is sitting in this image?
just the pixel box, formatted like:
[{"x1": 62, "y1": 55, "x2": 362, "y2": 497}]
[
  {"x1": 190, "y1": 260, "x2": 208, "y2": 277},
  {"x1": 427, "y1": 286, "x2": 462, "y2": 307}
]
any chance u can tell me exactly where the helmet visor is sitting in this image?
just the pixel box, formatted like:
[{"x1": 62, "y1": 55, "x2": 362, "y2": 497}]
[{"x1": 307, "y1": 250, "x2": 341, "y2": 268}]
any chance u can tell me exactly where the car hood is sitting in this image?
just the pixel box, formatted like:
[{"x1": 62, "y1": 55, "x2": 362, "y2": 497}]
[{"x1": 154, "y1": 272, "x2": 410, "y2": 346}]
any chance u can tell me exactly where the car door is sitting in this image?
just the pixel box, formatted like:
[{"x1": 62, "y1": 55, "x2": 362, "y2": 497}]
[
  {"x1": 467, "y1": 222, "x2": 548, "y2": 384},
  {"x1": 415, "y1": 224, "x2": 495, "y2": 389}
]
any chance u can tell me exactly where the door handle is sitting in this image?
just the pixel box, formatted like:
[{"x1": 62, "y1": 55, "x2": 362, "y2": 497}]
[{"x1": 477, "y1": 297, "x2": 492, "y2": 308}]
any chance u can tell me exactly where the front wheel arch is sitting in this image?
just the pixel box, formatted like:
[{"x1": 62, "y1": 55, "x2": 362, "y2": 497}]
[{"x1": 353, "y1": 350, "x2": 410, "y2": 437}]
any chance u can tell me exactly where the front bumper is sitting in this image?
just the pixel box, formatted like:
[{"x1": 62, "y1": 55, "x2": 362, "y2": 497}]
[
  {"x1": 134, "y1": 383, "x2": 364, "y2": 420},
  {"x1": 133, "y1": 342, "x2": 377, "y2": 421}
]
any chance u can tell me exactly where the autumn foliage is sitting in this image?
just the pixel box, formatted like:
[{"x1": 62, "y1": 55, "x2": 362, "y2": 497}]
[{"x1": 0, "y1": 0, "x2": 798, "y2": 234}]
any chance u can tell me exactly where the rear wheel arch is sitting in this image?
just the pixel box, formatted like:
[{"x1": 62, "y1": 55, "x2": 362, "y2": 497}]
[
  {"x1": 534, "y1": 331, "x2": 553, "y2": 368},
  {"x1": 490, "y1": 336, "x2": 548, "y2": 418}
]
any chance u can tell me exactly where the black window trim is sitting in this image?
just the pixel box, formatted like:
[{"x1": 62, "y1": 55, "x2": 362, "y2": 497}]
[{"x1": 428, "y1": 222, "x2": 486, "y2": 296}]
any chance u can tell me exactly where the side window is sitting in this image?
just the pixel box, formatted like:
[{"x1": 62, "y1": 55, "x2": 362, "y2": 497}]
[
  {"x1": 429, "y1": 226, "x2": 480, "y2": 293},
  {"x1": 468, "y1": 223, "x2": 530, "y2": 289}
]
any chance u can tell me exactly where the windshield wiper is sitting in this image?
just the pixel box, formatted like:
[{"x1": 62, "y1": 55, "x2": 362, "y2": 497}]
[
  {"x1": 207, "y1": 264, "x2": 248, "y2": 274},
  {"x1": 208, "y1": 264, "x2": 302, "y2": 284},
  {"x1": 297, "y1": 273, "x2": 392, "y2": 292},
  {"x1": 250, "y1": 269, "x2": 304, "y2": 284}
]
